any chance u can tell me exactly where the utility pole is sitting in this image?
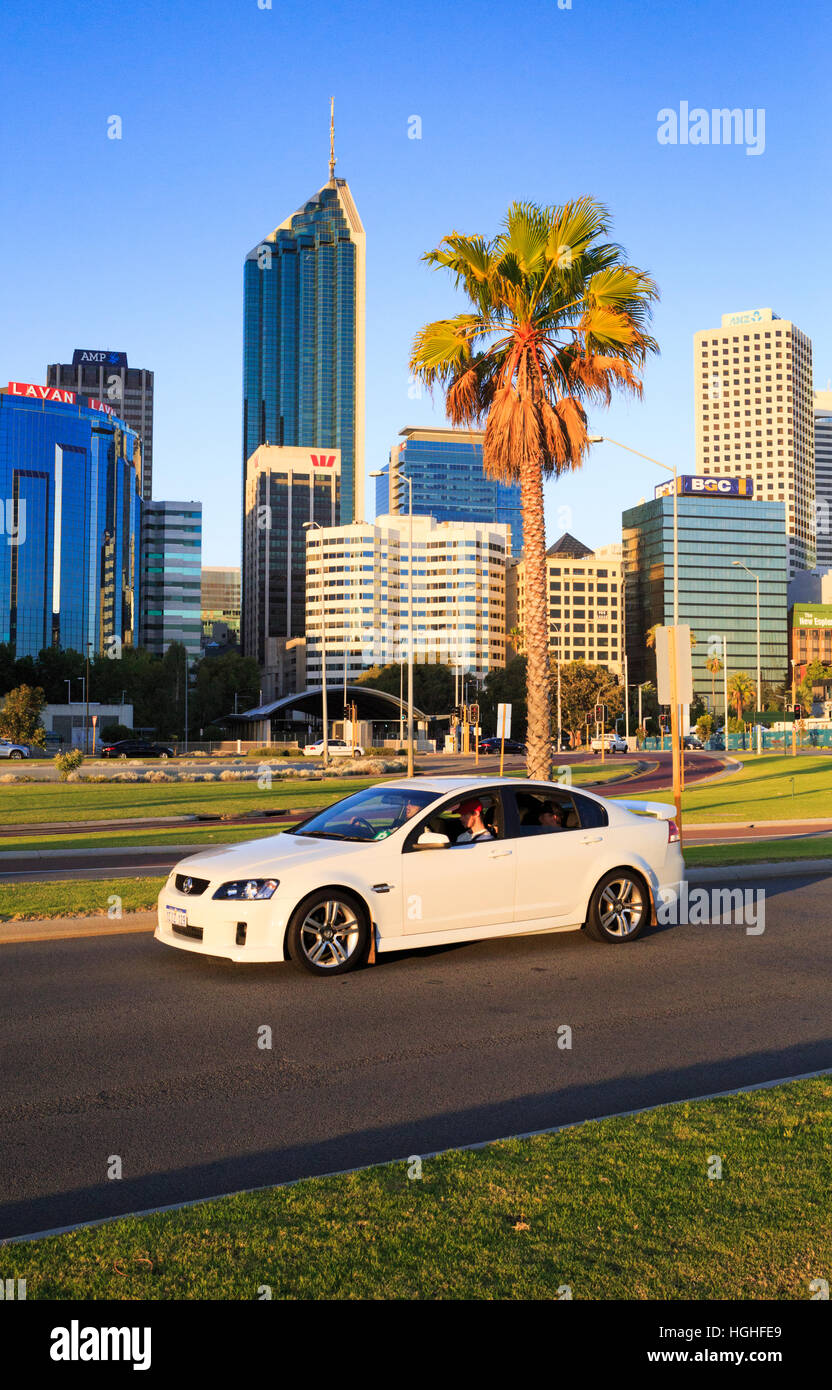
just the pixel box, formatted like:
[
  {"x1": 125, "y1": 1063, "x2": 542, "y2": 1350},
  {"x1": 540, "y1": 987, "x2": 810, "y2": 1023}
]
[{"x1": 85, "y1": 643, "x2": 91, "y2": 754}]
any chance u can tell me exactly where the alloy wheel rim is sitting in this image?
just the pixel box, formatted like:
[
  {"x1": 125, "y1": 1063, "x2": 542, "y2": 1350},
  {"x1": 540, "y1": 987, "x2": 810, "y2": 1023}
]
[
  {"x1": 598, "y1": 878, "x2": 644, "y2": 937},
  {"x1": 300, "y1": 899, "x2": 360, "y2": 968}
]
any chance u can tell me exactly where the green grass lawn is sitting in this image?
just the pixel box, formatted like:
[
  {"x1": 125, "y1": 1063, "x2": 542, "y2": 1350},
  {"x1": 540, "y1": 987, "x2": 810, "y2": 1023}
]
[
  {"x1": 4, "y1": 1078, "x2": 829, "y2": 1300},
  {"x1": 0, "y1": 776, "x2": 378, "y2": 827},
  {"x1": 0, "y1": 824, "x2": 297, "y2": 853},
  {"x1": 684, "y1": 835, "x2": 832, "y2": 867},
  {"x1": 612, "y1": 753, "x2": 832, "y2": 824},
  {"x1": 0, "y1": 877, "x2": 164, "y2": 920}
]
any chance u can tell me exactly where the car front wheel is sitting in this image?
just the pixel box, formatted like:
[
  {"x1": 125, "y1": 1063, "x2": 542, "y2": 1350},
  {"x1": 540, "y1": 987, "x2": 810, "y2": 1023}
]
[
  {"x1": 286, "y1": 889, "x2": 370, "y2": 976},
  {"x1": 9, "y1": 750, "x2": 23, "y2": 759},
  {"x1": 585, "y1": 870, "x2": 649, "y2": 943}
]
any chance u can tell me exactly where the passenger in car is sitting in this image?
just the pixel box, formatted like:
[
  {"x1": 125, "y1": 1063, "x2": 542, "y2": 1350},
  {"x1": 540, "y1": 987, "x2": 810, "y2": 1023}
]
[
  {"x1": 538, "y1": 801, "x2": 566, "y2": 831},
  {"x1": 455, "y1": 798, "x2": 494, "y2": 844}
]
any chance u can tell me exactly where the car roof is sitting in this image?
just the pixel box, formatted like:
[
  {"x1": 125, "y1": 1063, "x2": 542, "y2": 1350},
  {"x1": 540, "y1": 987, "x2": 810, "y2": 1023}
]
[{"x1": 378, "y1": 775, "x2": 610, "y2": 804}]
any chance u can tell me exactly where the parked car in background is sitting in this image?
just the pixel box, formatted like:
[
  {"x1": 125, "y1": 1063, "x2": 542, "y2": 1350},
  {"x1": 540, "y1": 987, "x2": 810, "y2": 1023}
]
[
  {"x1": 683, "y1": 734, "x2": 704, "y2": 750},
  {"x1": 478, "y1": 736, "x2": 526, "y2": 755},
  {"x1": 0, "y1": 738, "x2": 30, "y2": 759},
  {"x1": 101, "y1": 739, "x2": 175, "y2": 759},
  {"x1": 302, "y1": 738, "x2": 365, "y2": 758},
  {"x1": 590, "y1": 733, "x2": 628, "y2": 754},
  {"x1": 156, "y1": 776, "x2": 684, "y2": 974}
]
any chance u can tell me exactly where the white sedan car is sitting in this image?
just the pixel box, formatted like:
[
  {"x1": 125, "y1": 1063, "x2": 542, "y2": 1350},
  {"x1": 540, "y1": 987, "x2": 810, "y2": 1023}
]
[
  {"x1": 591, "y1": 733, "x2": 628, "y2": 754},
  {"x1": 302, "y1": 738, "x2": 365, "y2": 758},
  {"x1": 155, "y1": 777, "x2": 684, "y2": 976}
]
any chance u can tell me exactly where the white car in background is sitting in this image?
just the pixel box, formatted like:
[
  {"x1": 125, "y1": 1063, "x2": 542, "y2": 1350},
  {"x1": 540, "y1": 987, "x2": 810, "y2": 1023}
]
[
  {"x1": 591, "y1": 733, "x2": 628, "y2": 754},
  {"x1": 302, "y1": 738, "x2": 365, "y2": 758},
  {"x1": 155, "y1": 777, "x2": 684, "y2": 976}
]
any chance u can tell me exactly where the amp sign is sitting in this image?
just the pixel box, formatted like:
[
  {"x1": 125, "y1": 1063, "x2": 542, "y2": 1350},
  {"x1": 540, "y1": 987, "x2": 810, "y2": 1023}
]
[
  {"x1": 654, "y1": 475, "x2": 754, "y2": 499},
  {"x1": 72, "y1": 349, "x2": 128, "y2": 368}
]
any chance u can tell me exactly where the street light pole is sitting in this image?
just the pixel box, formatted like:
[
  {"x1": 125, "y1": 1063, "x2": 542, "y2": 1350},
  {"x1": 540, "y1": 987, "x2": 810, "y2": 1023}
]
[
  {"x1": 85, "y1": 643, "x2": 91, "y2": 755},
  {"x1": 303, "y1": 520, "x2": 329, "y2": 769},
  {"x1": 733, "y1": 561, "x2": 762, "y2": 754}
]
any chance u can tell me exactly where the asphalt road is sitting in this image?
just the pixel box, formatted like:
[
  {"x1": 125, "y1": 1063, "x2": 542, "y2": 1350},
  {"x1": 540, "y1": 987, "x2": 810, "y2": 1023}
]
[{"x1": 1, "y1": 871, "x2": 829, "y2": 1240}]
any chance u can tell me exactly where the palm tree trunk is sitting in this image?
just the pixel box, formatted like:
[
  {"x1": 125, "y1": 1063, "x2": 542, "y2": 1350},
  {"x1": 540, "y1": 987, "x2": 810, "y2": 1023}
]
[{"x1": 519, "y1": 457, "x2": 551, "y2": 780}]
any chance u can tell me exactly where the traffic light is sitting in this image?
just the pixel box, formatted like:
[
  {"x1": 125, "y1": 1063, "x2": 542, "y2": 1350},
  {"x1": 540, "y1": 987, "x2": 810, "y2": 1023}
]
[
  {"x1": 659, "y1": 714, "x2": 669, "y2": 730},
  {"x1": 792, "y1": 703, "x2": 803, "y2": 718},
  {"x1": 469, "y1": 703, "x2": 480, "y2": 725},
  {"x1": 593, "y1": 703, "x2": 606, "y2": 722}
]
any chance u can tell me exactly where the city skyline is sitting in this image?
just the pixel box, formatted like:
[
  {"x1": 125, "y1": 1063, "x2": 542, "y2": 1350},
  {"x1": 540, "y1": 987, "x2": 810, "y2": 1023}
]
[{"x1": 2, "y1": 1, "x2": 830, "y2": 568}]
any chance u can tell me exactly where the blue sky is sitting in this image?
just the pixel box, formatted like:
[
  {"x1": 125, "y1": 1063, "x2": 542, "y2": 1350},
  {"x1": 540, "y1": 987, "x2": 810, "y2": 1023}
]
[{"x1": 2, "y1": 0, "x2": 829, "y2": 564}]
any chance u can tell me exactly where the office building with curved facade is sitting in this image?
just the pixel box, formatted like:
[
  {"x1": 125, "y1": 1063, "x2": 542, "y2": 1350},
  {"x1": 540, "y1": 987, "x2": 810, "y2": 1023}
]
[{"x1": 0, "y1": 385, "x2": 142, "y2": 659}]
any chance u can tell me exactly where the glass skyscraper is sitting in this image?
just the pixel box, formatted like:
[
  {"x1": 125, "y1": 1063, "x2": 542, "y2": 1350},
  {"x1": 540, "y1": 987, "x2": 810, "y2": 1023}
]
[
  {"x1": 376, "y1": 428, "x2": 524, "y2": 555},
  {"x1": 623, "y1": 491, "x2": 788, "y2": 697},
  {"x1": 140, "y1": 501, "x2": 203, "y2": 660},
  {"x1": 0, "y1": 388, "x2": 142, "y2": 659},
  {"x1": 242, "y1": 177, "x2": 365, "y2": 528}
]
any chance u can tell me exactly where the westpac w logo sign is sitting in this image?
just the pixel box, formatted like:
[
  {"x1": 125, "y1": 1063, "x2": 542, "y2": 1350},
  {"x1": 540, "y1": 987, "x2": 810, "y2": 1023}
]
[{"x1": 310, "y1": 454, "x2": 336, "y2": 468}]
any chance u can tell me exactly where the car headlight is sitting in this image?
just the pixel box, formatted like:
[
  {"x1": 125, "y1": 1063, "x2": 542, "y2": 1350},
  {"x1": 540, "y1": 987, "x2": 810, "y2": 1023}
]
[{"x1": 212, "y1": 878, "x2": 279, "y2": 901}]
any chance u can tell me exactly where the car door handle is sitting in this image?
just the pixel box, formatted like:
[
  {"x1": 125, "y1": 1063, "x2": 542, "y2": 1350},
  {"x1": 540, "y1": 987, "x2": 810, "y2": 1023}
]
[
  {"x1": 489, "y1": 848, "x2": 513, "y2": 858},
  {"x1": 582, "y1": 835, "x2": 603, "y2": 844}
]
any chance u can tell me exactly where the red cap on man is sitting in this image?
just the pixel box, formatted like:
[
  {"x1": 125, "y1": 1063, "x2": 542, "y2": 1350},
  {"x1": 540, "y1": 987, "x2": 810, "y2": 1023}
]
[{"x1": 459, "y1": 797, "x2": 483, "y2": 816}]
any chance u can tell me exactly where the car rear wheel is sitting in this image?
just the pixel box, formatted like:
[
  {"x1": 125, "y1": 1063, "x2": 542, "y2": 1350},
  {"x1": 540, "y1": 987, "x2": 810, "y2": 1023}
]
[
  {"x1": 585, "y1": 870, "x2": 648, "y2": 944},
  {"x1": 286, "y1": 889, "x2": 370, "y2": 976}
]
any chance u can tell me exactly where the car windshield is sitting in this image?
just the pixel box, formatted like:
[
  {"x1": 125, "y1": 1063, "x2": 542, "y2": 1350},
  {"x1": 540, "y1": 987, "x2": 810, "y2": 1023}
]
[{"x1": 291, "y1": 787, "x2": 439, "y2": 842}]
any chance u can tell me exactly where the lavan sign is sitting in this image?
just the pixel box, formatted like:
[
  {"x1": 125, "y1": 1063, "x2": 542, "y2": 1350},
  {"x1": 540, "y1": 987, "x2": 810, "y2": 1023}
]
[
  {"x1": 71, "y1": 349, "x2": 128, "y2": 368},
  {"x1": 6, "y1": 382, "x2": 121, "y2": 418},
  {"x1": 654, "y1": 475, "x2": 754, "y2": 499}
]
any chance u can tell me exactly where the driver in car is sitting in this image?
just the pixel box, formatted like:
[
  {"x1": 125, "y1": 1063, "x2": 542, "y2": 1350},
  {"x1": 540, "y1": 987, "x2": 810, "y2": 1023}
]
[{"x1": 455, "y1": 798, "x2": 494, "y2": 844}]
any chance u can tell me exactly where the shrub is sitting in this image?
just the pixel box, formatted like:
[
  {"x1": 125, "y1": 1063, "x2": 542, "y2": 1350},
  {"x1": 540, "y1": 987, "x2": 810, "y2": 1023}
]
[
  {"x1": 147, "y1": 771, "x2": 171, "y2": 782},
  {"x1": 54, "y1": 749, "x2": 84, "y2": 781},
  {"x1": 219, "y1": 770, "x2": 244, "y2": 781}
]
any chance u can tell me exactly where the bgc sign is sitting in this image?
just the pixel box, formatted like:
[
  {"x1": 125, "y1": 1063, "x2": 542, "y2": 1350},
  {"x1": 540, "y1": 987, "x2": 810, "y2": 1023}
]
[{"x1": 654, "y1": 475, "x2": 754, "y2": 500}]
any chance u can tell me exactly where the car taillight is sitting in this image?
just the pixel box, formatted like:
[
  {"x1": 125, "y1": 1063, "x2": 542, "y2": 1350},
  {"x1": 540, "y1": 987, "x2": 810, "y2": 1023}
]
[{"x1": 667, "y1": 819, "x2": 680, "y2": 843}]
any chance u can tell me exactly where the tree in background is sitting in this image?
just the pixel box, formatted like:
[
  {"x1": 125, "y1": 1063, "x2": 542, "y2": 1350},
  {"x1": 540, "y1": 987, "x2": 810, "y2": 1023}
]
[
  {"x1": 480, "y1": 657, "x2": 528, "y2": 738},
  {"x1": 0, "y1": 685, "x2": 47, "y2": 747},
  {"x1": 355, "y1": 662, "x2": 456, "y2": 718},
  {"x1": 410, "y1": 198, "x2": 658, "y2": 781},
  {"x1": 727, "y1": 671, "x2": 755, "y2": 723},
  {"x1": 705, "y1": 654, "x2": 723, "y2": 713},
  {"x1": 191, "y1": 650, "x2": 263, "y2": 732},
  {"x1": 557, "y1": 660, "x2": 623, "y2": 745}
]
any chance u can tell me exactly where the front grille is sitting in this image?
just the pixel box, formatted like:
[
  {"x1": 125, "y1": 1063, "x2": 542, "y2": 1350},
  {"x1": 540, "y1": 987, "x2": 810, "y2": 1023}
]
[
  {"x1": 173, "y1": 923, "x2": 204, "y2": 940},
  {"x1": 175, "y1": 874, "x2": 209, "y2": 896}
]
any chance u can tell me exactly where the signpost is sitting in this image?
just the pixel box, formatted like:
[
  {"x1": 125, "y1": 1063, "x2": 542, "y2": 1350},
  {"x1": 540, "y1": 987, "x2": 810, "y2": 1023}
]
[
  {"x1": 655, "y1": 625, "x2": 694, "y2": 838},
  {"x1": 497, "y1": 703, "x2": 511, "y2": 777}
]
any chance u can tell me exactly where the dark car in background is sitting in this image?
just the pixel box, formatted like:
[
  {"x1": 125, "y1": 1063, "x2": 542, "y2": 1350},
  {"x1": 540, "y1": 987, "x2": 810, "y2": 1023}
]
[
  {"x1": 101, "y1": 739, "x2": 176, "y2": 759},
  {"x1": 478, "y1": 736, "x2": 527, "y2": 755}
]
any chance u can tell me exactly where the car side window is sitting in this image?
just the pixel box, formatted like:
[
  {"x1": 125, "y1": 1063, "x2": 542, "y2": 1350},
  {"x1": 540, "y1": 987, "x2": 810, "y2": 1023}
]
[
  {"x1": 511, "y1": 790, "x2": 580, "y2": 836},
  {"x1": 572, "y1": 793, "x2": 609, "y2": 829},
  {"x1": 404, "y1": 791, "x2": 505, "y2": 850}
]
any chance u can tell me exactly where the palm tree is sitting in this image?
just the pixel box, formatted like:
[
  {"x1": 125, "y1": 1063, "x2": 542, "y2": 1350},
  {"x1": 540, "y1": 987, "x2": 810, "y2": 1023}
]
[
  {"x1": 728, "y1": 671, "x2": 755, "y2": 723},
  {"x1": 705, "y1": 654, "x2": 723, "y2": 713},
  {"x1": 410, "y1": 200, "x2": 658, "y2": 779}
]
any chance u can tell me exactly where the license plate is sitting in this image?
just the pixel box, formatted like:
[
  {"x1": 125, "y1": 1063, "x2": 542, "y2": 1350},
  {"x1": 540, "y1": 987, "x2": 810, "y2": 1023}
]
[{"x1": 166, "y1": 905, "x2": 187, "y2": 928}]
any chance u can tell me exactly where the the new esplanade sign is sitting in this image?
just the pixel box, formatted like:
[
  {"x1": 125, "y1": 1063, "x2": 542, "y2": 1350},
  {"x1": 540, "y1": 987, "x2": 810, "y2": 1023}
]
[{"x1": 654, "y1": 475, "x2": 754, "y2": 499}]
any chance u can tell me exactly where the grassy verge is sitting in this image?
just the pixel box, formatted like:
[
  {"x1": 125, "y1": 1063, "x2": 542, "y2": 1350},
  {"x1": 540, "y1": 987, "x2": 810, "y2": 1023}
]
[
  {"x1": 0, "y1": 776, "x2": 378, "y2": 827},
  {"x1": 0, "y1": 877, "x2": 165, "y2": 920},
  {"x1": 0, "y1": 824, "x2": 296, "y2": 853},
  {"x1": 685, "y1": 835, "x2": 832, "y2": 868},
  {"x1": 4, "y1": 1078, "x2": 829, "y2": 1299},
  {"x1": 612, "y1": 753, "x2": 832, "y2": 823}
]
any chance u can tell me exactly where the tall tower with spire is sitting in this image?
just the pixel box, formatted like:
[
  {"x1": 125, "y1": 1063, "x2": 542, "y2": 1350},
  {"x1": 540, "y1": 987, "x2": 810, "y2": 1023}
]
[{"x1": 242, "y1": 101, "x2": 365, "y2": 583}]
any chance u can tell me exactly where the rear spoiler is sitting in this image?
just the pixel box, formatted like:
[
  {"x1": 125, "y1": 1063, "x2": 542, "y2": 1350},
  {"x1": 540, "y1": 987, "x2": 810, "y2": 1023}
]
[{"x1": 615, "y1": 798, "x2": 677, "y2": 821}]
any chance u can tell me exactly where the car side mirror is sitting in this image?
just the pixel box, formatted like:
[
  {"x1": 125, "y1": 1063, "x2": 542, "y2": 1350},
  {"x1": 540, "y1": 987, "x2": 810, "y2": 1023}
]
[{"x1": 415, "y1": 830, "x2": 450, "y2": 850}]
